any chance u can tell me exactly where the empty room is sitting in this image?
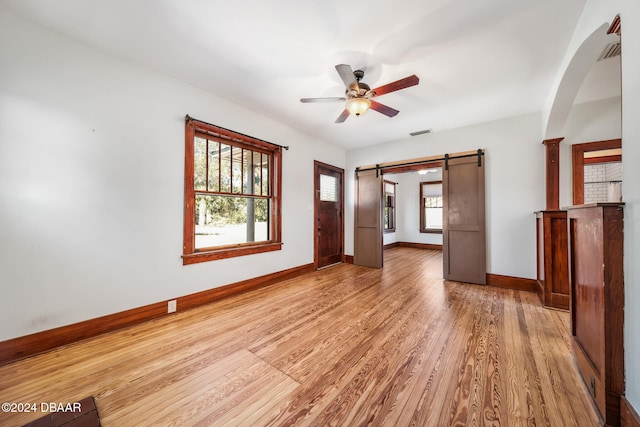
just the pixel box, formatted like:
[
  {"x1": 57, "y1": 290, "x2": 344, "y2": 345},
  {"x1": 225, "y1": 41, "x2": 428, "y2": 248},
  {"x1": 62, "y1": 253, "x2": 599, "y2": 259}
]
[{"x1": 1, "y1": 1, "x2": 640, "y2": 426}]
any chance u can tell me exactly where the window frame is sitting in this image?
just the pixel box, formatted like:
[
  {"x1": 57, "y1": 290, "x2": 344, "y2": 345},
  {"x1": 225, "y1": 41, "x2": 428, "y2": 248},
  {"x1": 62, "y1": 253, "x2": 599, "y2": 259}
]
[
  {"x1": 182, "y1": 118, "x2": 282, "y2": 265},
  {"x1": 420, "y1": 180, "x2": 443, "y2": 234},
  {"x1": 383, "y1": 180, "x2": 396, "y2": 233}
]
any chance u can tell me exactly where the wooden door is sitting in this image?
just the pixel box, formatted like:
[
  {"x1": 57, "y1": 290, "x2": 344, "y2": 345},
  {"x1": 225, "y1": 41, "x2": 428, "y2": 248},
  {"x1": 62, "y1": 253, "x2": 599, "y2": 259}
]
[
  {"x1": 443, "y1": 152, "x2": 486, "y2": 284},
  {"x1": 354, "y1": 169, "x2": 383, "y2": 268},
  {"x1": 314, "y1": 161, "x2": 344, "y2": 268}
]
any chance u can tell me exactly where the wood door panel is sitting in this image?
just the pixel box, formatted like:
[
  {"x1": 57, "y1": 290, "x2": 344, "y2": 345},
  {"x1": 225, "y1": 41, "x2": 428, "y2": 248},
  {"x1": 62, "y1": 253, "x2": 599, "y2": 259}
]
[
  {"x1": 358, "y1": 180, "x2": 382, "y2": 226},
  {"x1": 536, "y1": 210, "x2": 570, "y2": 310},
  {"x1": 567, "y1": 203, "x2": 624, "y2": 425},
  {"x1": 447, "y1": 162, "x2": 480, "y2": 226},
  {"x1": 314, "y1": 162, "x2": 344, "y2": 269},
  {"x1": 356, "y1": 227, "x2": 381, "y2": 266},
  {"x1": 354, "y1": 170, "x2": 383, "y2": 268},
  {"x1": 446, "y1": 230, "x2": 484, "y2": 282},
  {"x1": 318, "y1": 209, "x2": 340, "y2": 259},
  {"x1": 571, "y1": 218, "x2": 605, "y2": 376},
  {"x1": 549, "y1": 217, "x2": 570, "y2": 296},
  {"x1": 443, "y1": 153, "x2": 486, "y2": 285}
]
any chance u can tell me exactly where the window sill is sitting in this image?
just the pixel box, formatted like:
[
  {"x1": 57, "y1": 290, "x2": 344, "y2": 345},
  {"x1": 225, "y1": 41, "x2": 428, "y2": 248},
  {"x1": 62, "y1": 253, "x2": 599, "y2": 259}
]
[
  {"x1": 182, "y1": 242, "x2": 282, "y2": 265},
  {"x1": 420, "y1": 229, "x2": 443, "y2": 234}
]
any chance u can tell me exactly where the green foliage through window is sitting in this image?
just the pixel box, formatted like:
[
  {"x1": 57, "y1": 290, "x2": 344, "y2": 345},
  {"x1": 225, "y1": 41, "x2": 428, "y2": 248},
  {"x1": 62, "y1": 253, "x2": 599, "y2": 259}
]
[{"x1": 193, "y1": 133, "x2": 272, "y2": 249}]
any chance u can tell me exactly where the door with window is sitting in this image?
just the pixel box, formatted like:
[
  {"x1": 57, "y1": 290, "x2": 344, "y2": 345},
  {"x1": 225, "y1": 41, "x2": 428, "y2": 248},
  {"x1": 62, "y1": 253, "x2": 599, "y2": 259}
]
[{"x1": 314, "y1": 161, "x2": 344, "y2": 268}]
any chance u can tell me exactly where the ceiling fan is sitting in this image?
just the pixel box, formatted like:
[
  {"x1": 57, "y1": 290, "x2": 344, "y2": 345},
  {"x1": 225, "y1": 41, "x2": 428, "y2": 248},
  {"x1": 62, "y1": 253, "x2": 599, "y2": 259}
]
[{"x1": 300, "y1": 64, "x2": 419, "y2": 123}]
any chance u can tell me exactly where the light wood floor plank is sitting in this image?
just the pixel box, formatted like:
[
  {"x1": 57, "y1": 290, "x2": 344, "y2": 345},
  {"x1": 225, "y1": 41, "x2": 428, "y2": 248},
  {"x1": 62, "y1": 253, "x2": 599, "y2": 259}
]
[{"x1": 0, "y1": 248, "x2": 600, "y2": 426}]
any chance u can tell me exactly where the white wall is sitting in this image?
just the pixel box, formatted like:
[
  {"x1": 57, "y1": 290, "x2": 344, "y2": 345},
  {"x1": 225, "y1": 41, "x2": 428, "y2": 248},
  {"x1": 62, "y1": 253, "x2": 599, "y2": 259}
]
[
  {"x1": 0, "y1": 9, "x2": 345, "y2": 341},
  {"x1": 618, "y1": 0, "x2": 640, "y2": 411},
  {"x1": 346, "y1": 112, "x2": 545, "y2": 279}
]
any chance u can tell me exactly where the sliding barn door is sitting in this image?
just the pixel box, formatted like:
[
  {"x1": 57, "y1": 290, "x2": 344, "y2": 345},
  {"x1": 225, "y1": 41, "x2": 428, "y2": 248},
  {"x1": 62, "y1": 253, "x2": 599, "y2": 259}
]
[
  {"x1": 443, "y1": 152, "x2": 486, "y2": 284},
  {"x1": 354, "y1": 169, "x2": 383, "y2": 268}
]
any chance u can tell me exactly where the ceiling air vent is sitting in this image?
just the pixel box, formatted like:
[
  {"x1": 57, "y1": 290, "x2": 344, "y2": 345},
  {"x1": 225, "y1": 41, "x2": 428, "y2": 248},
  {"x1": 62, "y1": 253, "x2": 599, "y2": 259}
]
[
  {"x1": 598, "y1": 42, "x2": 621, "y2": 61},
  {"x1": 410, "y1": 128, "x2": 432, "y2": 137}
]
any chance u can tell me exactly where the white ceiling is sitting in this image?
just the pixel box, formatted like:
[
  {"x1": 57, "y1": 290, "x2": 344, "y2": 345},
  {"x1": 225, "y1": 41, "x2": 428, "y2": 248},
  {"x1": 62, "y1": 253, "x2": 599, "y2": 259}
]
[{"x1": 0, "y1": 0, "x2": 620, "y2": 149}]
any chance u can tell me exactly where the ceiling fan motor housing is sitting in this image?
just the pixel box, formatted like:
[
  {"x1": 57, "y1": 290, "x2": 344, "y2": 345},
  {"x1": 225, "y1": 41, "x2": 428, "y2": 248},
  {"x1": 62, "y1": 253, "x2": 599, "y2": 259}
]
[{"x1": 346, "y1": 70, "x2": 372, "y2": 98}]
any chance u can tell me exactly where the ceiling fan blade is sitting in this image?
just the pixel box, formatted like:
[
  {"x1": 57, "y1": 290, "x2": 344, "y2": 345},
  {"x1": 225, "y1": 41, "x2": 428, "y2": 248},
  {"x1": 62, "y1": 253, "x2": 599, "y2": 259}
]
[
  {"x1": 371, "y1": 75, "x2": 419, "y2": 97},
  {"x1": 335, "y1": 64, "x2": 359, "y2": 92},
  {"x1": 370, "y1": 100, "x2": 399, "y2": 117},
  {"x1": 335, "y1": 109, "x2": 350, "y2": 123},
  {"x1": 300, "y1": 97, "x2": 347, "y2": 103}
]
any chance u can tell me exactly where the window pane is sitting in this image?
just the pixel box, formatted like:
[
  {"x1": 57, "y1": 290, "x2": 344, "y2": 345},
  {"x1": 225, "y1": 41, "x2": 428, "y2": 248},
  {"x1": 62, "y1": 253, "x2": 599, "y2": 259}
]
[
  {"x1": 208, "y1": 140, "x2": 220, "y2": 192},
  {"x1": 425, "y1": 207, "x2": 443, "y2": 229},
  {"x1": 320, "y1": 174, "x2": 337, "y2": 201},
  {"x1": 253, "y1": 151, "x2": 263, "y2": 195},
  {"x1": 424, "y1": 196, "x2": 443, "y2": 208},
  {"x1": 384, "y1": 182, "x2": 395, "y2": 194},
  {"x1": 195, "y1": 194, "x2": 269, "y2": 249},
  {"x1": 231, "y1": 147, "x2": 242, "y2": 194},
  {"x1": 421, "y1": 183, "x2": 442, "y2": 196},
  {"x1": 194, "y1": 137, "x2": 207, "y2": 191},
  {"x1": 262, "y1": 156, "x2": 270, "y2": 196},
  {"x1": 384, "y1": 207, "x2": 394, "y2": 229},
  {"x1": 220, "y1": 143, "x2": 231, "y2": 193},
  {"x1": 243, "y1": 149, "x2": 253, "y2": 194}
]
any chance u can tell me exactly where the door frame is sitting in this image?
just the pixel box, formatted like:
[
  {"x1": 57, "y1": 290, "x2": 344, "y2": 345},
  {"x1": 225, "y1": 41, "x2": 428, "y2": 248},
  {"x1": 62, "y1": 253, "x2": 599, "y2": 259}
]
[
  {"x1": 572, "y1": 138, "x2": 622, "y2": 205},
  {"x1": 314, "y1": 161, "x2": 345, "y2": 269}
]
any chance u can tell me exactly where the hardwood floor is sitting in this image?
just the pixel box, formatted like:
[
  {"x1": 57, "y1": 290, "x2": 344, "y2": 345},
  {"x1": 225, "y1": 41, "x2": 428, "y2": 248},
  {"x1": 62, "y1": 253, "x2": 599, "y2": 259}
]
[{"x1": 0, "y1": 248, "x2": 600, "y2": 426}]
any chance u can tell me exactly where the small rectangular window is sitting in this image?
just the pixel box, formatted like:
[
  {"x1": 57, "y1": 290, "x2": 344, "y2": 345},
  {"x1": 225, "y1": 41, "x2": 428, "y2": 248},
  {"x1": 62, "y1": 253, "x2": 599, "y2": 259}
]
[{"x1": 320, "y1": 174, "x2": 338, "y2": 202}]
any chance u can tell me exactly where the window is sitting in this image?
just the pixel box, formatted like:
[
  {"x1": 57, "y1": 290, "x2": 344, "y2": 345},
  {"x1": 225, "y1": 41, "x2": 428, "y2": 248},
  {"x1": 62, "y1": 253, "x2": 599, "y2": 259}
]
[
  {"x1": 183, "y1": 118, "x2": 282, "y2": 264},
  {"x1": 383, "y1": 180, "x2": 396, "y2": 232},
  {"x1": 420, "y1": 181, "x2": 443, "y2": 233},
  {"x1": 319, "y1": 174, "x2": 338, "y2": 202}
]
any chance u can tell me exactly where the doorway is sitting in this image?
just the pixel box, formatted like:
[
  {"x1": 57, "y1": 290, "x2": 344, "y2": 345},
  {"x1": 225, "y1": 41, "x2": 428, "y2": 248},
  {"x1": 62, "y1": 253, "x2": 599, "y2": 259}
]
[
  {"x1": 314, "y1": 161, "x2": 344, "y2": 269},
  {"x1": 353, "y1": 150, "x2": 486, "y2": 285}
]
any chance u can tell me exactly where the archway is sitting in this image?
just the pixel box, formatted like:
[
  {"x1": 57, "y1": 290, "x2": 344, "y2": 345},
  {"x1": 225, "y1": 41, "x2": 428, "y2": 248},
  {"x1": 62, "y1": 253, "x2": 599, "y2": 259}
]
[{"x1": 543, "y1": 23, "x2": 618, "y2": 140}]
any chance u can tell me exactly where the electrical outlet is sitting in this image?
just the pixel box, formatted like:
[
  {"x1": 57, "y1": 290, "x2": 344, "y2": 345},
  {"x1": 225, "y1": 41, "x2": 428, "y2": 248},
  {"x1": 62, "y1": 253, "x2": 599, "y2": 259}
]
[{"x1": 167, "y1": 299, "x2": 177, "y2": 313}]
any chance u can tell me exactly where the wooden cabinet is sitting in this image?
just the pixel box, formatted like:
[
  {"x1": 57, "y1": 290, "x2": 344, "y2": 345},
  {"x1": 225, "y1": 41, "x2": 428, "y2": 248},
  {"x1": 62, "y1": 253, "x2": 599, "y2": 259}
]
[
  {"x1": 567, "y1": 203, "x2": 624, "y2": 427},
  {"x1": 535, "y1": 210, "x2": 570, "y2": 310}
]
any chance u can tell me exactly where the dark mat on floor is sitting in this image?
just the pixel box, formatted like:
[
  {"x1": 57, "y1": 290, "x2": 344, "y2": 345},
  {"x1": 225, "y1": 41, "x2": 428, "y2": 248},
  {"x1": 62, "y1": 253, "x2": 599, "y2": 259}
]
[{"x1": 21, "y1": 397, "x2": 100, "y2": 427}]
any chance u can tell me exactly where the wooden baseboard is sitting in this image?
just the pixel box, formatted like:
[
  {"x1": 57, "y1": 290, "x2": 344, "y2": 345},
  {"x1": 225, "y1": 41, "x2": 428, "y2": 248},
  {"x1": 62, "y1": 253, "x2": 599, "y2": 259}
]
[
  {"x1": 0, "y1": 263, "x2": 315, "y2": 366},
  {"x1": 384, "y1": 242, "x2": 443, "y2": 251},
  {"x1": 486, "y1": 273, "x2": 538, "y2": 293},
  {"x1": 535, "y1": 279, "x2": 545, "y2": 304},
  {"x1": 345, "y1": 255, "x2": 354, "y2": 264},
  {"x1": 623, "y1": 396, "x2": 640, "y2": 427}
]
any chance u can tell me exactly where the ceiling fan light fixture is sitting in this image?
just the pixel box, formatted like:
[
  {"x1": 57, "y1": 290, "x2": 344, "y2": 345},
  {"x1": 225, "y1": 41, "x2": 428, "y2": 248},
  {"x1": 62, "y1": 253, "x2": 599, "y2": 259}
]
[{"x1": 346, "y1": 98, "x2": 371, "y2": 116}]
